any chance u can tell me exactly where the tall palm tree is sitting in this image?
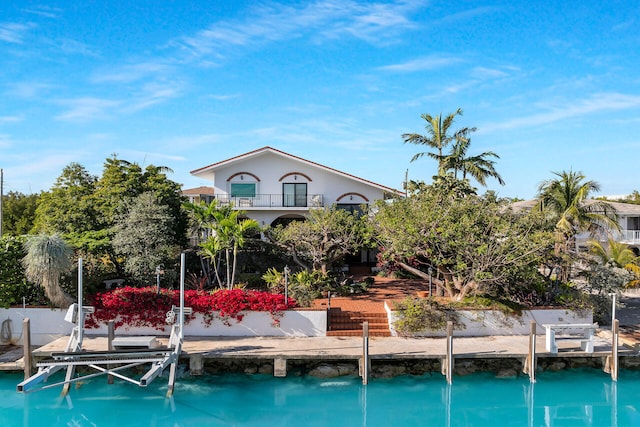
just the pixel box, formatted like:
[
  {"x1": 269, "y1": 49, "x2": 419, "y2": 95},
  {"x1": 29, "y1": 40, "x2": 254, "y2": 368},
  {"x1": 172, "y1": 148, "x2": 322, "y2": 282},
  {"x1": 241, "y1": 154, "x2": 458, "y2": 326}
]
[
  {"x1": 588, "y1": 238, "x2": 640, "y2": 288},
  {"x1": 537, "y1": 170, "x2": 619, "y2": 281},
  {"x1": 440, "y1": 137, "x2": 505, "y2": 186},
  {"x1": 22, "y1": 234, "x2": 74, "y2": 308},
  {"x1": 403, "y1": 108, "x2": 476, "y2": 176}
]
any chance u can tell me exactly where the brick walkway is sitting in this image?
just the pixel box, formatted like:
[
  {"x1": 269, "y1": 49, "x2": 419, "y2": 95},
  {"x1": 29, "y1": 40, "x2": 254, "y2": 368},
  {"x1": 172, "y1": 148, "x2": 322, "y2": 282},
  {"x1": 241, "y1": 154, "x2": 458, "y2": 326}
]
[
  {"x1": 312, "y1": 276, "x2": 429, "y2": 313},
  {"x1": 312, "y1": 277, "x2": 430, "y2": 336}
]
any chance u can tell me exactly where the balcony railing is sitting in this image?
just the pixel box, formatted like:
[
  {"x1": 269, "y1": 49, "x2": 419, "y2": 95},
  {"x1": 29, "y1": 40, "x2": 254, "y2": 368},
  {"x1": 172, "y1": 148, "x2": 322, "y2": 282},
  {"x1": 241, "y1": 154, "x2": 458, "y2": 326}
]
[
  {"x1": 213, "y1": 194, "x2": 324, "y2": 208},
  {"x1": 615, "y1": 229, "x2": 640, "y2": 245}
]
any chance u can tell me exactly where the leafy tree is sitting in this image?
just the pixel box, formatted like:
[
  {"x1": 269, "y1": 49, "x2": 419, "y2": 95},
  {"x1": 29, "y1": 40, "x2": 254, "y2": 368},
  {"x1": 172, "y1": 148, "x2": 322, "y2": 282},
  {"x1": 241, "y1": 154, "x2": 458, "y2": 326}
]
[
  {"x1": 267, "y1": 206, "x2": 371, "y2": 275},
  {"x1": 1, "y1": 191, "x2": 39, "y2": 235},
  {"x1": 112, "y1": 192, "x2": 179, "y2": 286},
  {"x1": 22, "y1": 234, "x2": 74, "y2": 308},
  {"x1": 33, "y1": 163, "x2": 99, "y2": 235},
  {"x1": 374, "y1": 189, "x2": 552, "y2": 301},
  {"x1": 598, "y1": 190, "x2": 640, "y2": 205},
  {"x1": 537, "y1": 170, "x2": 618, "y2": 281}
]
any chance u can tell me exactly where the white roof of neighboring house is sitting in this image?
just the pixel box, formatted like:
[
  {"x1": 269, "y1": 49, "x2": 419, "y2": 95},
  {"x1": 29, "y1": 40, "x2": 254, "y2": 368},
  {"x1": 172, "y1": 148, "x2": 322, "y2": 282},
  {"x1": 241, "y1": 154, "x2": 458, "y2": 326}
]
[
  {"x1": 182, "y1": 186, "x2": 215, "y2": 196},
  {"x1": 509, "y1": 199, "x2": 640, "y2": 215},
  {"x1": 190, "y1": 146, "x2": 404, "y2": 196}
]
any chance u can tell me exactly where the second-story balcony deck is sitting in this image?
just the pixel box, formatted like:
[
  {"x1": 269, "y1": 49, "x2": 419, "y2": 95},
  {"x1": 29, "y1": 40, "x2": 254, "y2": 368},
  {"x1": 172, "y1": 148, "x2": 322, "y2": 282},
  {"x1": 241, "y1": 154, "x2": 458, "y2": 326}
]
[
  {"x1": 613, "y1": 229, "x2": 640, "y2": 245},
  {"x1": 213, "y1": 194, "x2": 324, "y2": 209}
]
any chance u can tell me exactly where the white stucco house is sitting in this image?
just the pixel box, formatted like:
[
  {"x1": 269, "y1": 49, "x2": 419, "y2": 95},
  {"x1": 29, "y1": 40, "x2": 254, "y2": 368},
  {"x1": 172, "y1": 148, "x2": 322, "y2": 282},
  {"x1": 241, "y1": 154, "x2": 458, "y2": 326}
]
[
  {"x1": 189, "y1": 146, "x2": 403, "y2": 228},
  {"x1": 511, "y1": 199, "x2": 640, "y2": 254}
]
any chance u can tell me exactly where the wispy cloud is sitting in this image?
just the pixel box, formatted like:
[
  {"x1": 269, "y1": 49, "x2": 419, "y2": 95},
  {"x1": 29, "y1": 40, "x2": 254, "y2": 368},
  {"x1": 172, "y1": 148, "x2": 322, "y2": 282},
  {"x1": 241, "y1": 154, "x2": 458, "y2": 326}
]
[
  {"x1": 55, "y1": 97, "x2": 122, "y2": 121},
  {"x1": 22, "y1": 6, "x2": 61, "y2": 19},
  {"x1": 483, "y1": 92, "x2": 640, "y2": 132},
  {"x1": 124, "y1": 81, "x2": 183, "y2": 112},
  {"x1": 0, "y1": 22, "x2": 34, "y2": 44},
  {"x1": 378, "y1": 54, "x2": 463, "y2": 72},
  {"x1": 173, "y1": 0, "x2": 424, "y2": 59},
  {"x1": 6, "y1": 82, "x2": 56, "y2": 98},
  {"x1": 0, "y1": 115, "x2": 23, "y2": 124},
  {"x1": 92, "y1": 62, "x2": 172, "y2": 84}
]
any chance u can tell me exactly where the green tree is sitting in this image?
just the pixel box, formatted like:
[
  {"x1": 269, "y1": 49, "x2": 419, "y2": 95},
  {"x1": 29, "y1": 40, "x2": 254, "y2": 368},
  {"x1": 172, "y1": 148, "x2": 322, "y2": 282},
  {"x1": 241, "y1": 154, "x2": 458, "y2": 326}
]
[
  {"x1": 537, "y1": 170, "x2": 619, "y2": 281},
  {"x1": 403, "y1": 108, "x2": 476, "y2": 176},
  {"x1": 22, "y1": 234, "x2": 74, "y2": 308},
  {"x1": 1, "y1": 191, "x2": 39, "y2": 235},
  {"x1": 33, "y1": 163, "x2": 98, "y2": 235},
  {"x1": 267, "y1": 207, "x2": 371, "y2": 275},
  {"x1": 112, "y1": 192, "x2": 179, "y2": 286},
  {"x1": 374, "y1": 190, "x2": 552, "y2": 301},
  {"x1": 197, "y1": 202, "x2": 260, "y2": 289}
]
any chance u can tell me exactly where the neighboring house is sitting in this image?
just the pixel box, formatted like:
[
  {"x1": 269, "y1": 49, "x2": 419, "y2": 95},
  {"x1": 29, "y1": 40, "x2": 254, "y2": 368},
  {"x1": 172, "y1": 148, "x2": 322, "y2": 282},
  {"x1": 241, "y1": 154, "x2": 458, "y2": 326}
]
[
  {"x1": 510, "y1": 199, "x2": 640, "y2": 254},
  {"x1": 182, "y1": 186, "x2": 215, "y2": 204},
  {"x1": 190, "y1": 146, "x2": 404, "y2": 273},
  {"x1": 190, "y1": 146, "x2": 403, "y2": 227}
]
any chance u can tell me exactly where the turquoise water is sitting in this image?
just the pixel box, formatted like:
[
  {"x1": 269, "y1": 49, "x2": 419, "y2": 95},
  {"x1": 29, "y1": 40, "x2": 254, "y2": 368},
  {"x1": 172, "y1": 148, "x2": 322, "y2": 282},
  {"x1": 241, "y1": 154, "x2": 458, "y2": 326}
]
[{"x1": 1, "y1": 369, "x2": 639, "y2": 426}]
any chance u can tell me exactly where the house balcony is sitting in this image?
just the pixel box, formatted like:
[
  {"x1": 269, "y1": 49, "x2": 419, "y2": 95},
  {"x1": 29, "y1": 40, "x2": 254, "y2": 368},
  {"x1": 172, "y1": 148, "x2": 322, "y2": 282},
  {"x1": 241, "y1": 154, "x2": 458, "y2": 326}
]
[
  {"x1": 213, "y1": 194, "x2": 324, "y2": 209},
  {"x1": 612, "y1": 229, "x2": 640, "y2": 245}
]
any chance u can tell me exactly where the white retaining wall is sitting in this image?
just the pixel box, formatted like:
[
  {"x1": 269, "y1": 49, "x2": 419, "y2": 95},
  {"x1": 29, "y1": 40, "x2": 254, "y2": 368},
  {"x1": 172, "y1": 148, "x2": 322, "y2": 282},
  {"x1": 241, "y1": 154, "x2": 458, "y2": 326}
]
[
  {"x1": 384, "y1": 302, "x2": 593, "y2": 337},
  {"x1": 0, "y1": 308, "x2": 327, "y2": 345}
]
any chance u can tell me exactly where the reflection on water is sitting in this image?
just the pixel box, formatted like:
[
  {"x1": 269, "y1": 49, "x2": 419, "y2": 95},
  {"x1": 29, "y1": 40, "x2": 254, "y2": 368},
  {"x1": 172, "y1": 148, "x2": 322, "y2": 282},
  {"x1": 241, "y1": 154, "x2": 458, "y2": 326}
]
[{"x1": 2, "y1": 369, "x2": 639, "y2": 427}]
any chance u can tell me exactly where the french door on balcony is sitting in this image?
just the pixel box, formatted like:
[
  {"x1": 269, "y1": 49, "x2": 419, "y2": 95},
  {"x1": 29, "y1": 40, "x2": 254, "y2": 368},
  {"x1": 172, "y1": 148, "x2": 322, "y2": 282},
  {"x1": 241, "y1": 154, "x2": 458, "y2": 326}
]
[{"x1": 283, "y1": 183, "x2": 307, "y2": 207}]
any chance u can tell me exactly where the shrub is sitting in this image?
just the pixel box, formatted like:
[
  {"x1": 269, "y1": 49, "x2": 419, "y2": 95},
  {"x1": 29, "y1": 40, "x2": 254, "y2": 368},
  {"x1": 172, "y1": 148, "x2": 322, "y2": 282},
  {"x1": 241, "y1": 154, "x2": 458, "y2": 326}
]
[
  {"x1": 85, "y1": 286, "x2": 297, "y2": 330},
  {"x1": 392, "y1": 297, "x2": 462, "y2": 335}
]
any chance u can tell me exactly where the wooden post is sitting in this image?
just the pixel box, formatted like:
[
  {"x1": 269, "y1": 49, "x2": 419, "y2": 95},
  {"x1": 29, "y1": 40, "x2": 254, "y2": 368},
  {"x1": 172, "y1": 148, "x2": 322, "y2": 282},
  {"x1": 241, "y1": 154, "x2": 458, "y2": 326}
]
[
  {"x1": 612, "y1": 319, "x2": 619, "y2": 381},
  {"x1": 446, "y1": 321, "x2": 453, "y2": 384},
  {"x1": 523, "y1": 320, "x2": 536, "y2": 383},
  {"x1": 23, "y1": 318, "x2": 32, "y2": 380},
  {"x1": 362, "y1": 321, "x2": 369, "y2": 385},
  {"x1": 107, "y1": 320, "x2": 114, "y2": 384}
]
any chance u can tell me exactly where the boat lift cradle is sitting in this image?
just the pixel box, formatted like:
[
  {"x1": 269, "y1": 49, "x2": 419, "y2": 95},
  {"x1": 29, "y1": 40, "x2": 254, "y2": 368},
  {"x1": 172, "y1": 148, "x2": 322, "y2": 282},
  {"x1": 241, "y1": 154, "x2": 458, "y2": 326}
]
[{"x1": 17, "y1": 254, "x2": 189, "y2": 396}]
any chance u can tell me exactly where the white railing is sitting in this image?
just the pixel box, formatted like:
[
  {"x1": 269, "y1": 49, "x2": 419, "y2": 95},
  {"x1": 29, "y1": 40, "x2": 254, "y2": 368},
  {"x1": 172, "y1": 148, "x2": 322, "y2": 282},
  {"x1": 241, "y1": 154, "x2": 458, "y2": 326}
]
[
  {"x1": 609, "y1": 229, "x2": 640, "y2": 245},
  {"x1": 213, "y1": 194, "x2": 324, "y2": 208}
]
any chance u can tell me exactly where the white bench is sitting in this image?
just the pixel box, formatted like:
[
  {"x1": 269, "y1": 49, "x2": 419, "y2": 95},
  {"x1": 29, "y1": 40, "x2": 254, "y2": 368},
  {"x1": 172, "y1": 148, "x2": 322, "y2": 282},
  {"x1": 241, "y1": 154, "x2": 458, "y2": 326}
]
[
  {"x1": 544, "y1": 323, "x2": 597, "y2": 354},
  {"x1": 112, "y1": 336, "x2": 162, "y2": 350}
]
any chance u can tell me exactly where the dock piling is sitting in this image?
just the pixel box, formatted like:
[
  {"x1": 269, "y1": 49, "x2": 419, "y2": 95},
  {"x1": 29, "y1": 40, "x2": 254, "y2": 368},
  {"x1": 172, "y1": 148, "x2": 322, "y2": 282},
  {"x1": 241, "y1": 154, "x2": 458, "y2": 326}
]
[
  {"x1": 22, "y1": 318, "x2": 32, "y2": 380},
  {"x1": 523, "y1": 320, "x2": 536, "y2": 383},
  {"x1": 443, "y1": 321, "x2": 454, "y2": 384},
  {"x1": 361, "y1": 321, "x2": 369, "y2": 385}
]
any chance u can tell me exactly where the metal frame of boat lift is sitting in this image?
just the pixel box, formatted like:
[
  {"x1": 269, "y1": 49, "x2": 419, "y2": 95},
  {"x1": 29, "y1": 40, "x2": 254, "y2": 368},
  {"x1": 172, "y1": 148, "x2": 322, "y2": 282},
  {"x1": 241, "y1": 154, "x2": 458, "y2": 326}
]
[{"x1": 17, "y1": 253, "x2": 189, "y2": 397}]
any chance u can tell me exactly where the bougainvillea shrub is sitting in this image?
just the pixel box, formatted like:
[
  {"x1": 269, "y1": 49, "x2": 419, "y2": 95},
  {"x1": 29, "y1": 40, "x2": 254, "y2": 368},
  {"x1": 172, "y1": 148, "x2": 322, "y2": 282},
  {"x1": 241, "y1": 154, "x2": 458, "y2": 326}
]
[{"x1": 85, "y1": 286, "x2": 297, "y2": 330}]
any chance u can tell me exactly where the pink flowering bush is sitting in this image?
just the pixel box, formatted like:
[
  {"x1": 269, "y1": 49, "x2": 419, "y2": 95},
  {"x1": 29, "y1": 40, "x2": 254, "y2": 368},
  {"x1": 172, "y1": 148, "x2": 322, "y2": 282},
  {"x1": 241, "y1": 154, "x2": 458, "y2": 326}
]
[{"x1": 85, "y1": 286, "x2": 297, "y2": 330}]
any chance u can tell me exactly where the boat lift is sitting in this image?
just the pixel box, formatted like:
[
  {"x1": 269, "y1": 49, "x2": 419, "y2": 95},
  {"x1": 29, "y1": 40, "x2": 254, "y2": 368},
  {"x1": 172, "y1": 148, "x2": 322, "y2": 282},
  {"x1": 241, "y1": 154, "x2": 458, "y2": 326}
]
[{"x1": 17, "y1": 254, "x2": 189, "y2": 397}]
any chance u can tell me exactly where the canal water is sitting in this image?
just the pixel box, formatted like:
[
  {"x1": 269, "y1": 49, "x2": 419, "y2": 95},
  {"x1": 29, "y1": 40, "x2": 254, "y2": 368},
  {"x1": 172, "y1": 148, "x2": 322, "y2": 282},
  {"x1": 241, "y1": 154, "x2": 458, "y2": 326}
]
[{"x1": 1, "y1": 368, "x2": 638, "y2": 426}]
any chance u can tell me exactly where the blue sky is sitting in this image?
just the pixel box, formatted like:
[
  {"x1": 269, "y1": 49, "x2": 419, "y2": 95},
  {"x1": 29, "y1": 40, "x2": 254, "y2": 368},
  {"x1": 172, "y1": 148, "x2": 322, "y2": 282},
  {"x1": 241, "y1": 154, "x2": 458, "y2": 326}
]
[{"x1": 1, "y1": 0, "x2": 639, "y2": 199}]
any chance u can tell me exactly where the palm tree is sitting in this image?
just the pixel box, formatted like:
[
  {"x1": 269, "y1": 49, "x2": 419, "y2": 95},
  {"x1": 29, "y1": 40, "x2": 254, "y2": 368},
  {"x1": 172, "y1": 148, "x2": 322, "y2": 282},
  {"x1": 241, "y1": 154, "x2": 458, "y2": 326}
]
[
  {"x1": 403, "y1": 108, "x2": 476, "y2": 176},
  {"x1": 201, "y1": 207, "x2": 260, "y2": 289},
  {"x1": 537, "y1": 170, "x2": 619, "y2": 281},
  {"x1": 440, "y1": 137, "x2": 505, "y2": 186},
  {"x1": 588, "y1": 238, "x2": 640, "y2": 288},
  {"x1": 588, "y1": 238, "x2": 637, "y2": 268},
  {"x1": 22, "y1": 234, "x2": 74, "y2": 308}
]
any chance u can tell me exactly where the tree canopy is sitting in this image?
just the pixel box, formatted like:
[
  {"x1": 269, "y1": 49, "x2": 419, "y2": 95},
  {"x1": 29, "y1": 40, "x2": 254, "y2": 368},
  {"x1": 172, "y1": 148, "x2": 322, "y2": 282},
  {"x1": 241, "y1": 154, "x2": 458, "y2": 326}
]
[
  {"x1": 373, "y1": 188, "x2": 553, "y2": 300},
  {"x1": 267, "y1": 207, "x2": 371, "y2": 275}
]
